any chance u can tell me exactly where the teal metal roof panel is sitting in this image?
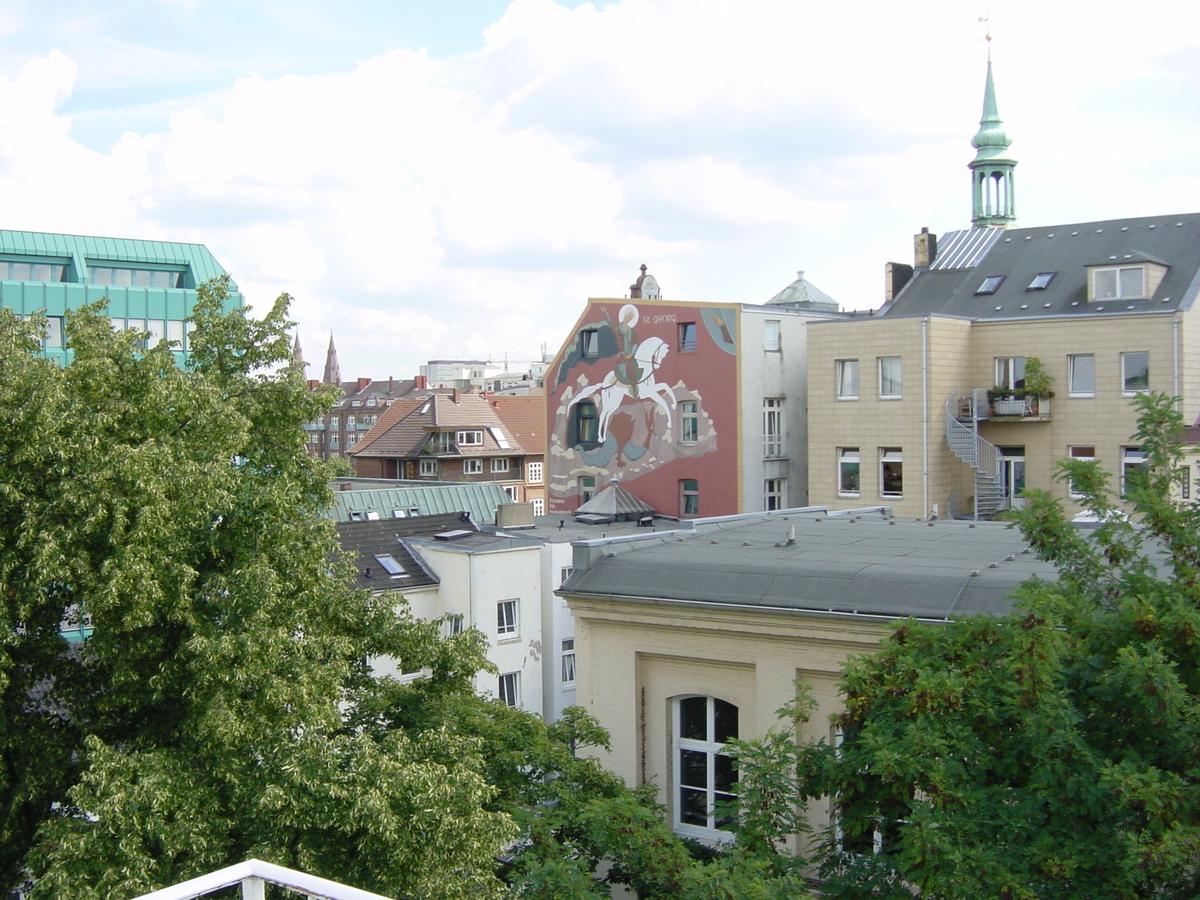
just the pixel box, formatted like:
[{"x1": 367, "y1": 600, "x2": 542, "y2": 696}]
[{"x1": 326, "y1": 482, "x2": 513, "y2": 525}]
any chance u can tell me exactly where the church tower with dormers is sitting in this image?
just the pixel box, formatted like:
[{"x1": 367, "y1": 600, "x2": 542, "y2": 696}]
[{"x1": 969, "y1": 59, "x2": 1017, "y2": 227}]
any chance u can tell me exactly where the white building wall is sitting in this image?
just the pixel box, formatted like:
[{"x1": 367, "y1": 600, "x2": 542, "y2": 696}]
[
  {"x1": 737, "y1": 307, "x2": 817, "y2": 511},
  {"x1": 540, "y1": 542, "x2": 578, "y2": 720}
]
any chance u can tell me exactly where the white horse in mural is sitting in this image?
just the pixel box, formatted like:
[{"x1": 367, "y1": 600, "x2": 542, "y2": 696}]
[{"x1": 571, "y1": 335, "x2": 677, "y2": 441}]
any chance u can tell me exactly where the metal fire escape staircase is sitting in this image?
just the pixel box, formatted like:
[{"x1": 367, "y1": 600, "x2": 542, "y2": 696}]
[{"x1": 945, "y1": 390, "x2": 1006, "y2": 520}]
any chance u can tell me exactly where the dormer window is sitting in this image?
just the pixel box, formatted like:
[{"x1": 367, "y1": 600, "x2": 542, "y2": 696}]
[
  {"x1": 974, "y1": 275, "x2": 1004, "y2": 295},
  {"x1": 1027, "y1": 272, "x2": 1055, "y2": 291},
  {"x1": 456, "y1": 430, "x2": 483, "y2": 446},
  {"x1": 1092, "y1": 266, "x2": 1145, "y2": 301}
]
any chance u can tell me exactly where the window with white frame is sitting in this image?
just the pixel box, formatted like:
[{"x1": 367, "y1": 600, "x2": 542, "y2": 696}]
[
  {"x1": 674, "y1": 696, "x2": 738, "y2": 838},
  {"x1": 499, "y1": 672, "x2": 520, "y2": 708},
  {"x1": 1122, "y1": 447, "x2": 1148, "y2": 498},
  {"x1": 559, "y1": 566, "x2": 574, "y2": 586},
  {"x1": 762, "y1": 398, "x2": 785, "y2": 459},
  {"x1": 457, "y1": 430, "x2": 484, "y2": 446},
  {"x1": 836, "y1": 359, "x2": 859, "y2": 400},
  {"x1": 463, "y1": 458, "x2": 483, "y2": 475},
  {"x1": 330, "y1": 433, "x2": 340, "y2": 449},
  {"x1": 839, "y1": 448, "x2": 861, "y2": 496},
  {"x1": 995, "y1": 357, "x2": 1026, "y2": 391},
  {"x1": 764, "y1": 319, "x2": 781, "y2": 351},
  {"x1": 680, "y1": 401, "x2": 699, "y2": 444},
  {"x1": 443, "y1": 614, "x2": 464, "y2": 637},
  {"x1": 430, "y1": 432, "x2": 454, "y2": 453},
  {"x1": 497, "y1": 599, "x2": 518, "y2": 636},
  {"x1": 419, "y1": 459, "x2": 438, "y2": 477},
  {"x1": 878, "y1": 357, "x2": 902, "y2": 398},
  {"x1": 879, "y1": 448, "x2": 903, "y2": 497},
  {"x1": 503, "y1": 485, "x2": 518, "y2": 501},
  {"x1": 1092, "y1": 265, "x2": 1146, "y2": 301},
  {"x1": 1122, "y1": 351, "x2": 1149, "y2": 395},
  {"x1": 346, "y1": 414, "x2": 356, "y2": 429},
  {"x1": 531, "y1": 498, "x2": 544, "y2": 516},
  {"x1": 347, "y1": 434, "x2": 358, "y2": 447},
  {"x1": 561, "y1": 639, "x2": 576, "y2": 684},
  {"x1": 526, "y1": 461, "x2": 543, "y2": 483},
  {"x1": 1067, "y1": 446, "x2": 1095, "y2": 498},
  {"x1": 680, "y1": 479, "x2": 699, "y2": 517},
  {"x1": 764, "y1": 478, "x2": 785, "y2": 511},
  {"x1": 1068, "y1": 354, "x2": 1095, "y2": 396},
  {"x1": 491, "y1": 457, "x2": 510, "y2": 473},
  {"x1": 1179, "y1": 466, "x2": 1191, "y2": 500}
]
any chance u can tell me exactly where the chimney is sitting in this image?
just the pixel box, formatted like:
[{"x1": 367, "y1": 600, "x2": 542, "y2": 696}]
[
  {"x1": 414, "y1": 375, "x2": 427, "y2": 390},
  {"x1": 914, "y1": 227, "x2": 937, "y2": 268},
  {"x1": 452, "y1": 387, "x2": 461, "y2": 403},
  {"x1": 357, "y1": 377, "x2": 371, "y2": 392},
  {"x1": 884, "y1": 262, "x2": 914, "y2": 303},
  {"x1": 388, "y1": 376, "x2": 394, "y2": 393}
]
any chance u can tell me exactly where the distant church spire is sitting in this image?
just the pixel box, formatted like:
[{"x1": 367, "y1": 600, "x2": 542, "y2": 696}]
[
  {"x1": 969, "y1": 51, "x2": 1017, "y2": 227},
  {"x1": 322, "y1": 334, "x2": 341, "y2": 385},
  {"x1": 292, "y1": 333, "x2": 306, "y2": 373}
]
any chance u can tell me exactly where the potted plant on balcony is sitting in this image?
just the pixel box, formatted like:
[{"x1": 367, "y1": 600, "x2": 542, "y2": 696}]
[{"x1": 987, "y1": 357, "x2": 1054, "y2": 416}]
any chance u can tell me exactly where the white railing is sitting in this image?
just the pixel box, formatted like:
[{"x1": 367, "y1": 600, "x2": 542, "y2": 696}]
[{"x1": 131, "y1": 859, "x2": 393, "y2": 900}]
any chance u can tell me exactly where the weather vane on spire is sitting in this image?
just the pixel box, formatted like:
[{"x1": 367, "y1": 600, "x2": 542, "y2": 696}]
[{"x1": 979, "y1": 13, "x2": 992, "y2": 60}]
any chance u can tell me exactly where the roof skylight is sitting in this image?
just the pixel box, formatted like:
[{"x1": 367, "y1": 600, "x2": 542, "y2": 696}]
[
  {"x1": 374, "y1": 554, "x2": 408, "y2": 577},
  {"x1": 1027, "y1": 272, "x2": 1055, "y2": 291},
  {"x1": 974, "y1": 275, "x2": 1004, "y2": 295}
]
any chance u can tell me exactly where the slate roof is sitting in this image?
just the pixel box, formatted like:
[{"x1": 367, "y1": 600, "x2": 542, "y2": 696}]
[
  {"x1": 561, "y1": 513, "x2": 1058, "y2": 621},
  {"x1": 350, "y1": 393, "x2": 526, "y2": 459},
  {"x1": 335, "y1": 513, "x2": 472, "y2": 591},
  {"x1": 882, "y1": 213, "x2": 1200, "y2": 321}
]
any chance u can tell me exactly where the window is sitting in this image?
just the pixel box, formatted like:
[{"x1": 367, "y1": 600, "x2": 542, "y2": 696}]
[
  {"x1": 531, "y1": 498, "x2": 545, "y2": 516},
  {"x1": 503, "y1": 485, "x2": 518, "y2": 501},
  {"x1": 574, "y1": 401, "x2": 599, "y2": 445},
  {"x1": 678, "y1": 322, "x2": 697, "y2": 352},
  {"x1": 579, "y1": 475, "x2": 596, "y2": 504},
  {"x1": 1027, "y1": 272, "x2": 1055, "y2": 290},
  {"x1": 347, "y1": 434, "x2": 358, "y2": 447},
  {"x1": 526, "y1": 461, "x2": 543, "y2": 483},
  {"x1": 764, "y1": 319, "x2": 781, "y2": 351},
  {"x1": 764, "y1": 478, "x2": 785, "y2": 511},
  {"x1": 491, "y1": 457, "x2": 510, "y2": 473},
  {"x1": 346, "y1": 415, "x2": 356, "y2": 429},
  {"x1": 392, "y1": 509, "x2": 407, "y2": 518},
  {"x1": 1093, "y1": 266, "x2": 1146, "y2": 301},
  {"x1": 444, "y1": 614, "x2": 464, "y2": 637},
  {"x1": 995, "y1": 357, "x2": 1026, "y2": 391},
  {"x1": 680, "y1": 401, "x2": 699, "y2": 444},
  {"x1": 680, "y1": 479, "x2": 699, "y2": 517},
  {"x1": 373, "y1": 554, "x2": 408, "y2": 579},
  {"x1": 839, "y1": 448, "x2": 861, "y2": 496},
  {"x1": 879, "y1": 448, "x2": 903, "y2": 497},
  {"x1": 497, "y1": 599, "x2": 518, "y2": 636},
  {"x1": 762, "y1": 398, "x2": 785, "y2": 459},
  {"x1": 1068, "y1": 354, "x2": 1095, "y2": 396},
  {"x1": 419, "y1": 459, "x2": 438, "y2": 477},
  {"x1": 330, "y1": 433, "x2": 340, "y2": 449},
  {"x1": 974, "y1": 275, "x2": 1004, "y2": 295},
  {"x1": 559, "y1": 566, "x2": 575, "y2": 586},
  {"x1": 674, "y1": 696, "x2": 738, "y2": 837},
  {"x1": 1122, "y1": 447, "x2": 1148, "y2": 498},
  {"x1": 1122, "y1": 351, "x2": 1149, "y2": 394},
  {"x1": 167, "y1": 319, "x2": 185, "y2": 346},
  {"x1": 457, "y1": 430, "x2": 483, "y2": 446},
  {"x1": 878, "y1": 357, "x2": 902, "y2": 398},
  {"x1": 581, "y1": 329, "x2": 600, "y2": 357},
  {"x1": 561, "y1": 639, "x2": 576, "y2": 684},
  {"x1": 43, "y1": 317, "x2": 63, "y2": 349},
  {"x1": 89, "y1": 265, "x2": 183, "y2": 288},
  {"x1": 836, "y1": 359, "x2": 859, "y2": 400},
  {"x1": 0, "y1": 259, "x2": 68, "y2": 281},
  {"x1": 1067, "y1": 446, "x2": 1095, "y2": 498},
  {"x1": 463, "y1": 459, "x2": 483, "y2": 475},
  {"x1": 430, "y1": 431, "x2": 454, "y2": 453},
  {"x1": 499, "y1": 672, "x2": 520, "y2": 708},
  {"x1": 1180, "y1": 466, "x2": 1191, "y2": 500}
]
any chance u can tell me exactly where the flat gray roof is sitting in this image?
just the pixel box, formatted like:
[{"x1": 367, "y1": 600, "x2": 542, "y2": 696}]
[{"x1": 562, "y1": 512, "x2": 1058, "y2": 621}]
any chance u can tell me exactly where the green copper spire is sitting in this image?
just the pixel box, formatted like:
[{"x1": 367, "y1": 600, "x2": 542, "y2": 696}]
[{"x1": 969, "y1": 60, "x2": 1017, "y2": 227}]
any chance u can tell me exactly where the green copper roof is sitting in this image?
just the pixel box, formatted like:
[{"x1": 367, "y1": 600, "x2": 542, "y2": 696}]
[{"x1": 971, "y1": 61, "x2": 1012, "y2": 162}]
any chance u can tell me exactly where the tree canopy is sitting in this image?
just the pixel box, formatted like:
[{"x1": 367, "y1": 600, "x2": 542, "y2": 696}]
[
  {"x1": 817, "y1": 392, "x2": 1200, "y2": 899},
  {"x1": 0, "y1": 285, "x2": 512, "y2": 899}
]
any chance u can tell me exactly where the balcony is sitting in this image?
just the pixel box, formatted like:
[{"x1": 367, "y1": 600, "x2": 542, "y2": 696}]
[{"x1": 953, "y1": 389, "x2": 1051, "y2": 423}]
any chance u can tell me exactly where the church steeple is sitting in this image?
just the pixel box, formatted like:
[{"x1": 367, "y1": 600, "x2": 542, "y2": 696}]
[
  {"x1": 322, "y1": 334, "x2": 341, "y2": 386},
  {"x1": 969, "y1": 59, "x2": 1017, "y2": 227}
]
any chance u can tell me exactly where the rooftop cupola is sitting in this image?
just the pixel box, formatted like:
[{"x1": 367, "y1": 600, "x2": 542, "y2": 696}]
[{"x1": 969, "y1": 59, "x2": 1017, "y2": 227}]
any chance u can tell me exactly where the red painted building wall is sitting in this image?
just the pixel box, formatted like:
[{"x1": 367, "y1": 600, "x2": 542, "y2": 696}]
[{"x1": 547, "y1": 300, "x2": 740, "y2": 517}]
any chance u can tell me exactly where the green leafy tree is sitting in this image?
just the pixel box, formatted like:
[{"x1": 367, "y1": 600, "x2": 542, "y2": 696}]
[
  {"x1": 0, "y1": 284, "x2": 513, "y2": 899},
  {"x1": 818, "y1": 392, "x2": 1200, "y2": 899}
]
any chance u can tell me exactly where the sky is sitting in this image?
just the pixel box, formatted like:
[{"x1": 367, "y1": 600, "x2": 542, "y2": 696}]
[{"x1": 0, "y1": 0, "x2": 1198, "y2": 379}]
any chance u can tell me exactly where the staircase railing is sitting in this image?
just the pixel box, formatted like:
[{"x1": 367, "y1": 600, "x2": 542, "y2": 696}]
[{"x1": 945, "y1": 391, "x2": 1006, "y2": 520}]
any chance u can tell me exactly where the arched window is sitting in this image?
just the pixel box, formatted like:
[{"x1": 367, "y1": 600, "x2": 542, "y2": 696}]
[{"x1": 674, "y1": 695, "x2": 738, "y2": 838}]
